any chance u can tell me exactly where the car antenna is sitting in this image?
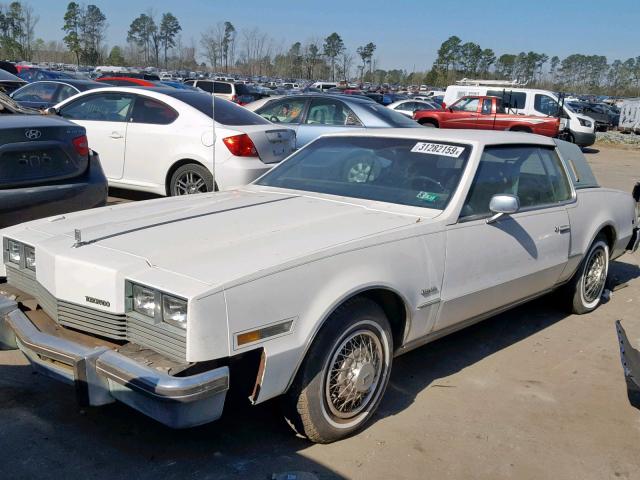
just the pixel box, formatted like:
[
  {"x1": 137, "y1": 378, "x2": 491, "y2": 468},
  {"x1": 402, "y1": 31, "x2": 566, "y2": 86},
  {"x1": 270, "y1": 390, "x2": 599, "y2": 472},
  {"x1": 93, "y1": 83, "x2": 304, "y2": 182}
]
[{"x1": 212, "y1": 82, "x2": 216, "y2": 190}]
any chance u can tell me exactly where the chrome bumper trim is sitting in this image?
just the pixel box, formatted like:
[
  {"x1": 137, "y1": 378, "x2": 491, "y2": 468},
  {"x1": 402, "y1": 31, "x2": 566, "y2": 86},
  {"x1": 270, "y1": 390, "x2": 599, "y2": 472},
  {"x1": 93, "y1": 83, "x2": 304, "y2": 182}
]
[
  {"x1": 0, "y1": 297, "x2": 229, "y2": 428},
  {"x1": 627, "y1": 227, "x2": 639, "y2": 253}
]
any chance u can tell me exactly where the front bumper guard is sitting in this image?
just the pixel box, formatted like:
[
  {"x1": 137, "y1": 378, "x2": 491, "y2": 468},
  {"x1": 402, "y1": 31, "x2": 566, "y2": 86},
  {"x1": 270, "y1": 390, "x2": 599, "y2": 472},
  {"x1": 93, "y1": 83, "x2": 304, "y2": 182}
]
[
  {"x1": 615, "y1": 320, "x2": 640, "y2": 407},
  {"x1": 627, "y1": 227, "x2": 640, "y2": 253},
  {"x1": 0, "y1": 295, "x2": 229, "y2": 428}
]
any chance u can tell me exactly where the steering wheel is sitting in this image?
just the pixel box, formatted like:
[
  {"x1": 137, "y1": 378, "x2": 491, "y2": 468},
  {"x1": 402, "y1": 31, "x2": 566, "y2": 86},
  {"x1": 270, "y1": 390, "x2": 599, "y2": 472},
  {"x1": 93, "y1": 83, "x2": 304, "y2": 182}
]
[
  {"x1": 412, "y1": 176, "x2": 445, "y2": 193},
  {"x1": 269, "y1": 115, "x2": 280, "y2": 123}
]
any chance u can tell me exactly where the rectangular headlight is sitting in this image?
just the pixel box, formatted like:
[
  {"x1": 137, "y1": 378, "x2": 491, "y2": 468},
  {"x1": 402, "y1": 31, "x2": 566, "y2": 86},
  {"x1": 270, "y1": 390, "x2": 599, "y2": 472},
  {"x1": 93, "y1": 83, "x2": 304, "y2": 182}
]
[
  {"x1": 24, "y1": 246, "x2": 36, "y2": 271},
  {"x1": 132, "y1": 284, "x2": 157, "y2": 318},
  {"x1": 162, "y1": 294, "x2": 187, "y2": 330},
  {"x1": 7, "y1": 239, "x2": 22, "y2": 264}
]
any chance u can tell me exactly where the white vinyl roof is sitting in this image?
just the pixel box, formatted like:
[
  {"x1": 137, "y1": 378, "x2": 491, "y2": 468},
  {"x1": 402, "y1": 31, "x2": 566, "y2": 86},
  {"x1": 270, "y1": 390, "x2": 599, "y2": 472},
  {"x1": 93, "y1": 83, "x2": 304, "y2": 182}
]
[{"x1": 320, "y1": 127, "x2": 557, "y2": 147}]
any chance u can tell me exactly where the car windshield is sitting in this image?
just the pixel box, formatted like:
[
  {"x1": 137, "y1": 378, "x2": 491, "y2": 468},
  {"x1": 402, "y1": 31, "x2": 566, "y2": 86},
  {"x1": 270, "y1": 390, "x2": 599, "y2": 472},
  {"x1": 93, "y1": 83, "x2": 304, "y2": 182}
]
[
  {"x1": 256, "y1": 136, "x2": 471, "y2": 209},
  {"x1": 361, "y1": 103, "x2": 419, "y2": 127},
  {"x1": 565, "y1": 102, "x2": 581, "y2": 113},
  {"x1": 170, "y1": 91, "x2": 270, "y2": 125}
]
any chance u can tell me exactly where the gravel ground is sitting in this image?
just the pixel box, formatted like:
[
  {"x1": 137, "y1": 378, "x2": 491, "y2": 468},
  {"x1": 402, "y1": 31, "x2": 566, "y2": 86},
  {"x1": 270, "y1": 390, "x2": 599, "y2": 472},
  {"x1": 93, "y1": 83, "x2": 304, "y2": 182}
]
[
  {"x1": 1, "y1": 145, "x2": 639, "y2": 480},
  {"x1": 597, "y1": 130, "x2": 640, "y2": 147}
]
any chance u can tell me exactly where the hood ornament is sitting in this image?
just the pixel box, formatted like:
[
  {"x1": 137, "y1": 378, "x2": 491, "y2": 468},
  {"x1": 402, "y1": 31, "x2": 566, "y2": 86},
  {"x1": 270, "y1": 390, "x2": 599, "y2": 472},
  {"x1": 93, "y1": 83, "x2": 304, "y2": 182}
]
[{"x1": 73, "y1": 229, "x2": 86, "y2": 248}]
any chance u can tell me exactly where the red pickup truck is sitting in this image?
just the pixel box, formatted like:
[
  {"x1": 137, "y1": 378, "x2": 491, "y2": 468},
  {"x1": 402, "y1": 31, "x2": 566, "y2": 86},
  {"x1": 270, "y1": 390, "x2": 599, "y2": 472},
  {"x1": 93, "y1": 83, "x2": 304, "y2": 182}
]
[{"x1": 413, "y1": 95, "x2": 560, "y2": 137}]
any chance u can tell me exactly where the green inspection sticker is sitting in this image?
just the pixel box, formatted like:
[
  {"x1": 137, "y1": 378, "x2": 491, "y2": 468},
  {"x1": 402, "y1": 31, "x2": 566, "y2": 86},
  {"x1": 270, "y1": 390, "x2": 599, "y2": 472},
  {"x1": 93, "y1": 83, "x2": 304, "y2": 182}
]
[{"x1": 416, "y1": 191, "x2": 439, "y2": 202}]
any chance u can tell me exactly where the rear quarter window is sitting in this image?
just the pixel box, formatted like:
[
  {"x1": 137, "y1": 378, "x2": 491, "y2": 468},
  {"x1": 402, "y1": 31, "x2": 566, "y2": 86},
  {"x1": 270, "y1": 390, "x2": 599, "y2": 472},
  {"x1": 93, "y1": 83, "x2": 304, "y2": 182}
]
[
  {"x1": 363, "y1": 103, "x2": 419, "y2": 127},
  {"x1": 214, "y1": 82, "x2": 233, "y2": 94},
  {"x1": 487, "y1": 90, "x2": 527, "y2": 110}
]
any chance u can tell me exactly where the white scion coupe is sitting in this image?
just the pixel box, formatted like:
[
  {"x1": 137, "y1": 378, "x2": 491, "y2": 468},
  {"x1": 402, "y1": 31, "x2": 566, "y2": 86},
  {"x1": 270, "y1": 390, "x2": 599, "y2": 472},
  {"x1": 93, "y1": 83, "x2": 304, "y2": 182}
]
[
  {"x1": 51, "y1": 87, "x2": 296, "y2": 195},
  {"x1": 1, "y1": 129, "x2": 638, "y2": 442}
]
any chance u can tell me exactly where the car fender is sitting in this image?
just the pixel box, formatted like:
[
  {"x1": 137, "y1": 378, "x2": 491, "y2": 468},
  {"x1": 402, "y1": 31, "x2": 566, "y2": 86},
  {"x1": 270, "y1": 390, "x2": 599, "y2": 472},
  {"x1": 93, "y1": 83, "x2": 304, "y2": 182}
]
[
  {"x1": 223, "y1": 231, "x2": 445, "y2": 403},
  {"x1": 561, "y1": 189, "x2": 635, "y2": 281}
]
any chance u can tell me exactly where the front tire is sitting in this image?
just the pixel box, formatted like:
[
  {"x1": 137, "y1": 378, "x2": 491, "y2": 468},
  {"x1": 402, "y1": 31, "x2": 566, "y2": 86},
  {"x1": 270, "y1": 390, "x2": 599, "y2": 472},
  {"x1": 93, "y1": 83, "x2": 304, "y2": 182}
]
[
  {"x1": 558, "y1": 130, "x2": 576, "y2": 144},
  {"x1": 567, "y1": 235, "x2": 609, "y2": 314},
  {"x1": 284, "y1": 297, "x2": 393, "y2": 443}
]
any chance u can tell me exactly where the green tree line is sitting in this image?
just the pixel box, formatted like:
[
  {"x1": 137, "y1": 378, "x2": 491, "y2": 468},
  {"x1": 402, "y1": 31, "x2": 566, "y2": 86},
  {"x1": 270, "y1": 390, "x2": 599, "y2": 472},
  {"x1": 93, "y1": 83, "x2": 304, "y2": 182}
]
[{"x1": 2, "y1": 3, "x2": 640, "y2": 96}]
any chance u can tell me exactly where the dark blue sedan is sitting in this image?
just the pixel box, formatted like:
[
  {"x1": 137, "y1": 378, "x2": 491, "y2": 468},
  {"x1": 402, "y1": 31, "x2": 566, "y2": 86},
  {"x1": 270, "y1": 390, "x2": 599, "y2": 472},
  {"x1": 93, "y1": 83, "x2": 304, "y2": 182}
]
[{"x1": 10, "y1": 79, "x2": 104, "y2": 110}]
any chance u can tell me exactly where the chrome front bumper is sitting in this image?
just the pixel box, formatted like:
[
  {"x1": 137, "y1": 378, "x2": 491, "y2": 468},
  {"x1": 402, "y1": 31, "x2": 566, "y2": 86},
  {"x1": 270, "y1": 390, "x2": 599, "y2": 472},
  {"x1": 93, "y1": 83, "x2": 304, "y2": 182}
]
[{"x1": 0, "y1": 295, "x2": 229, "y2": 428}]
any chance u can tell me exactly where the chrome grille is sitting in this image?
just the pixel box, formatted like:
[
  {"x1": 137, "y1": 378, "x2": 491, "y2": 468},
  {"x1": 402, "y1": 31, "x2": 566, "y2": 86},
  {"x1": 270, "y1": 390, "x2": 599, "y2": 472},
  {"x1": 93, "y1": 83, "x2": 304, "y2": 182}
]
[
  {"x1": 127, "y1": 316, "x2": 187, "y2": 360},
  {"x1": 6, "y1": 265, "x2": 185, "y2": 361},
  {"x1": 58, "y1": 303, "x2": 127, "y2": 340}
]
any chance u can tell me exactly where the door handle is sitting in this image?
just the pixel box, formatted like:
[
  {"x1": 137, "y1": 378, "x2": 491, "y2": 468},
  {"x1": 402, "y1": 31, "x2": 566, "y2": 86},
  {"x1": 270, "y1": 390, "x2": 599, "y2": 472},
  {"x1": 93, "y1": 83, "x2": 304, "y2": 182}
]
[
  {"x1": 109, "y1": 132, "x2": 123, "y2": 139},
  {"x1": 555, "y1": 225, "x2": 571, "y2": 233}
]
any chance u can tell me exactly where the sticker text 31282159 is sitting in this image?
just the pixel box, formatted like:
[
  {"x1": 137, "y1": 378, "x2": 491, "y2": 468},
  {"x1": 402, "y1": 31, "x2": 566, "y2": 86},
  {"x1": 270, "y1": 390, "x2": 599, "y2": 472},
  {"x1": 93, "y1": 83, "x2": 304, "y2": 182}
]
[{"x1": 411, "y1": 142, "x2": 465, "y2": 158}]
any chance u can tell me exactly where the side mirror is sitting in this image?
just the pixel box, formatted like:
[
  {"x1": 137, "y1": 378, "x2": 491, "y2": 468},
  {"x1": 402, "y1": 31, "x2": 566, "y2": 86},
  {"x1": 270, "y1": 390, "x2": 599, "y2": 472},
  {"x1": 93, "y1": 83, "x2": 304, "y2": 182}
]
[
  {"x1": 44, "y1": 107, "x2": 58, "y2": 115},
  {"x1": 487, "y1": 194, "x2": 519, "y2": 224}
]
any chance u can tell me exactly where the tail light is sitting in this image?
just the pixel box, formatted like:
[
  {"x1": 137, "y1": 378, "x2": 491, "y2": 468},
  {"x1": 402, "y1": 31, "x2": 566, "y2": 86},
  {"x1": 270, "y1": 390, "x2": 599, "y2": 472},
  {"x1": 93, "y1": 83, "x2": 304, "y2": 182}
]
[
  {"x1": 223, "y1": 134, "x2": 258, "y2": 157},
  {"x1": 72, "y1": 135, "x2": 90, "y2": 156},
  {"x1": 231, "y1": 94, "x2": 238, "y2": 103}
]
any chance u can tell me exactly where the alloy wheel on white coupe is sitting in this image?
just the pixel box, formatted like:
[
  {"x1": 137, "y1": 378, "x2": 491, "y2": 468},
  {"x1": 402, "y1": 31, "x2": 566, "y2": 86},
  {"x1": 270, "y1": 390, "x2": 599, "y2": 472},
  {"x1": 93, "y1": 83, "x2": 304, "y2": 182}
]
[{"x1": 174, "y1": 171, "x2": 208, "y2": 195}]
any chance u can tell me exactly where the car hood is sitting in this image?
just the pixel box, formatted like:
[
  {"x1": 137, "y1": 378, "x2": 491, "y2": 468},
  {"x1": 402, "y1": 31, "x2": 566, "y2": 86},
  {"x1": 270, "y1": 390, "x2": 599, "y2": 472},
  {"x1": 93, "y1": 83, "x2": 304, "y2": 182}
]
[{"x1": 25, "y1": 189, "x2": 422, "y2": 288}]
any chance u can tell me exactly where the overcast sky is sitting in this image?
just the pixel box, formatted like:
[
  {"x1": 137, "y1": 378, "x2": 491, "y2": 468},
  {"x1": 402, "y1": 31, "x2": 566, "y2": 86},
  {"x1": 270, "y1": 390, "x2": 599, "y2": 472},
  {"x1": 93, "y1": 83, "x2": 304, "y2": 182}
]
[{"x1": 27, "y1": 0, "x2": 640, "y2": 70}]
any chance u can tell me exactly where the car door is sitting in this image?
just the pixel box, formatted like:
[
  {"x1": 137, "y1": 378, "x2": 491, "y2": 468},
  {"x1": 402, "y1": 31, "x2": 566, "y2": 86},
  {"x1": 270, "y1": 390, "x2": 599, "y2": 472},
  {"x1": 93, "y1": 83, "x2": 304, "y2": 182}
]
[
  {"x1": 443, "y1": 97, "x2": 480, "y2": 129},
  {"x1": 54, "y1": 84, "x2": 81, "y2": 104},
  {"x1": 213, "y1": 82, "x2": 233, "y2": 101},
  {"x1": 476, "y1": 97, "x2": 499, "y2": 130},
  {"x1": 435, "y1": 144, "x2": 573, "y2": 332},
  {"x1": 58, "y1": 92, "x2": 135, "y2": 179},
  {"x1": 11, "y1": 81, "x2": 60, "y2": 109},
  {"x1": 122, "y1": 95, "x2": 179, "y2": 188},
  {"x1": 296, "y1": 97, "x2": 364, "y2": 148},
  {"x1": 393, "y1": 101, "x2": 416, "y2": 117},
  {"x1": 255, "y1": 97, "x2": 308, "y2": 142}
]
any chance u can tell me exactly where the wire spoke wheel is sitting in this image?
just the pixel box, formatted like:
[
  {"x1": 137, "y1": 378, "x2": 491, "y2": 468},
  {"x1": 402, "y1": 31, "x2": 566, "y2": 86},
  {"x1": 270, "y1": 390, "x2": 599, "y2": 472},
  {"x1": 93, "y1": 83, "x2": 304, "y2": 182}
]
[
  {"x1": 324, "y1": 329, "x2": 383, "y2": 419},
  {"x1": 582, "y1": 247, "x2": 607, "y2": 304}
]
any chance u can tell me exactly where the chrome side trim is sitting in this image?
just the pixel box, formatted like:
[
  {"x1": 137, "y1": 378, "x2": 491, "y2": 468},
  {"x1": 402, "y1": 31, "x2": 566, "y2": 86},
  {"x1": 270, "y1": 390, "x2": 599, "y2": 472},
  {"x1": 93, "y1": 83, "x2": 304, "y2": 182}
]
[
  {"x1": 417, "y1": 298, "x2": 441, "y2": 309},
  {"x1": 397, "y1": 288, "x2": 554, "y2": 356}
]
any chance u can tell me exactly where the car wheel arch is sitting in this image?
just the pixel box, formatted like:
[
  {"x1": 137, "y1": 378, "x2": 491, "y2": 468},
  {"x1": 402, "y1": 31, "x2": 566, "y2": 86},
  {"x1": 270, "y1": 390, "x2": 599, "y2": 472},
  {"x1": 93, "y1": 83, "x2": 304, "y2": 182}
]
[
  {"x1": 165, "y1": 159, "x2": 215, "y2": 194},
  {"x1": 284, "y1": 285, "x2": 410, "y2": 393},
  {"x1": 595, "y1": 223, "x2": 616, "y2": 254},
  {"x1": 418, "y1": 118, "x2": 438, "y2": 127},
  {"x1": 509, "y1": 125, "x2": 532, "y2": 133}
]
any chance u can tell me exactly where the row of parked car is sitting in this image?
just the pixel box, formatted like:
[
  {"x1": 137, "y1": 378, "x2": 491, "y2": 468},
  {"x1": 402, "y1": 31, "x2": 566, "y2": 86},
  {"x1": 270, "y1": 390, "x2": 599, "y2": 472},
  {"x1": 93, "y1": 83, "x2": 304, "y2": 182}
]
[
  {"x1": 1, "y1": 66, "x2": 601, "y2": 231},
  {"x1": 1, "y1": 105, "x2": 638, "y2": 443}
]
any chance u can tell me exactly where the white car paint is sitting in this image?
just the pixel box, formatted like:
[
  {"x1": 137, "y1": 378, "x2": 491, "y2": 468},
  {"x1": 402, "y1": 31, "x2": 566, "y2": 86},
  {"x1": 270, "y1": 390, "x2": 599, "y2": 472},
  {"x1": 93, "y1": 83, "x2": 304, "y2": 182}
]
[
  {"x1": 1, "y1": 129, "x2": 637, "y2": 426},
  {"x1": 387, "y1": 99, "x2": 439, "y2": 117},
  {"x1": 53, "y1": 87, "x2": 295, "y2": 195}
]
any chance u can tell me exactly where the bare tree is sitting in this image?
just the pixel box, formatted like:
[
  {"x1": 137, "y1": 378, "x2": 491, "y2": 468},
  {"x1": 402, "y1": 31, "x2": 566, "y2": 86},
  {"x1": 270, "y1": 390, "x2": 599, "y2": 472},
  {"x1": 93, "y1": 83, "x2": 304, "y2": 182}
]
[
  {"x1": 200, "y1": 27, "x2": 218, "y2": 70},
  {"x1": 338, "y1": 51, "x2": 353, "y2": 81},
  {"x1": 22, "y1": 3, "x2": 39, "y2": 61}
]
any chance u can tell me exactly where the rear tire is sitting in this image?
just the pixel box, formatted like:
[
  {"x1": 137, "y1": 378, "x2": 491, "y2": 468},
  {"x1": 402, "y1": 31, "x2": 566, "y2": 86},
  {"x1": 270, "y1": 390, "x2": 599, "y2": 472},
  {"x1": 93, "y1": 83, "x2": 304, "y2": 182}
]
[
  {"x1": 283, "y1": 297, "x2": 393, "y2": 443},
  {"x1": 566, "y1": 235, "x2": 609, "y2": 314},
  {"x1": 168, "y1": 163, "x2": 213, "y2": 196}
]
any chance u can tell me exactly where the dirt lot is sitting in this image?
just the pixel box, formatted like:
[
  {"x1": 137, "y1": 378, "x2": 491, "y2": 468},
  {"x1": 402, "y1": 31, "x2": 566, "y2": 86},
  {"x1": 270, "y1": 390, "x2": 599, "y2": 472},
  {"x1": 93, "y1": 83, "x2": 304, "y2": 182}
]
[{"x1": 1, "y1": 145, "x2": 639, "y2": 480}]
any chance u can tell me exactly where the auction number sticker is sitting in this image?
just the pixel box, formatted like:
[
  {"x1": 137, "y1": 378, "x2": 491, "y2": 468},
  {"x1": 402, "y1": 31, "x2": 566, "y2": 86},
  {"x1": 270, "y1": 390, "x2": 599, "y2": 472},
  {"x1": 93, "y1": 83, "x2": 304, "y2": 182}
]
[{"x1": 411, "y1": 142, "x2": 465, "y2": 157}]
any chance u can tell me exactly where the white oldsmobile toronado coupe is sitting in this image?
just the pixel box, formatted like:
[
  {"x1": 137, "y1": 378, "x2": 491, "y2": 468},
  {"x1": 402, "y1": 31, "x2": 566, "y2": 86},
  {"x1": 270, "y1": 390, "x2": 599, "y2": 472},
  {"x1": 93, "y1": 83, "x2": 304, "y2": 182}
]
[{"x1": 1, "y1": 129, "x2": 638, "y2": 443}]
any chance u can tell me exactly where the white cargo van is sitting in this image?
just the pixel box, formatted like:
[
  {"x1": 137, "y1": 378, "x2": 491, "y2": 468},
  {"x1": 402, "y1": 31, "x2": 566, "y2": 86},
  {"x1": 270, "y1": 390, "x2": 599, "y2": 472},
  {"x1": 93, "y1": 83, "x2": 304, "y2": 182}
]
[
  {"x1": 311, "y1": 81, "x2": 337, "y2": 91},
  {"x1": 443, "y1": 84, "x2": 596, "y2": 147}
]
